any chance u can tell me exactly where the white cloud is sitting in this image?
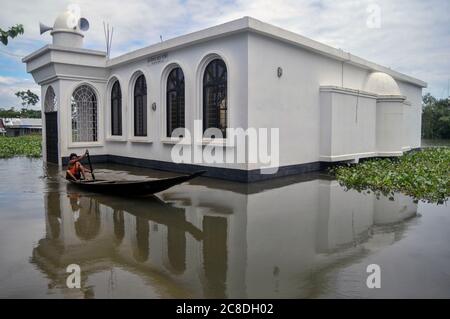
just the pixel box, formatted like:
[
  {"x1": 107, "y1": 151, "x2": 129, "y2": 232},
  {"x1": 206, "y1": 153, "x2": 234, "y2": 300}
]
[
  {"x1": 0, "y1": 0, "x2": 449, "y2": 106},
  {"x1": 0, "y1": 77, "x2": 40, "y2": 108},
  {"x1": 0, "y1": 76, "x2": 22, "y2": 85}
]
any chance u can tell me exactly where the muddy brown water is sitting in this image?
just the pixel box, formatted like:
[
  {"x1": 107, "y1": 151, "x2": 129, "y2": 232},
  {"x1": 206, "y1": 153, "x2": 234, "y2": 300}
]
[{"x1": 0, "y1": 157, "x2": 449, "y2": 298}]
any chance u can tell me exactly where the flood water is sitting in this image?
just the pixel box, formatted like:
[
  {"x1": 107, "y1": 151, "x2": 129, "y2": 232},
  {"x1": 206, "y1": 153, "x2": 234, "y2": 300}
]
[{"x1": 0, "y1": 157, "x2": 449, "y2": 298}]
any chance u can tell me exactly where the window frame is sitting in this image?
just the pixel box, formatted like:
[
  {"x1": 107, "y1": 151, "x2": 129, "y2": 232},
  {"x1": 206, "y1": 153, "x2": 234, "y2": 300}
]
[
  {"x1": 106, "y1": 76, "x2": 127, "y2": 142},
  {"x1": 110, "y1": 80, "x2": 123, "y2": 137},
  {"x1": 201, "y1": 58, "x2": 228, "y2": 139},
  {"x1": 133, "y1": 74, "x2": 148, "y2": 138},
  {"x1": 127, "y1": 71, "x2": 152, "y2": 143},
  {"x1": 166, "y1": 66, "x2": 185, "y2": 138},
  {"x1": 70, "y1": 84, "x2": 99, "y2": 144}
]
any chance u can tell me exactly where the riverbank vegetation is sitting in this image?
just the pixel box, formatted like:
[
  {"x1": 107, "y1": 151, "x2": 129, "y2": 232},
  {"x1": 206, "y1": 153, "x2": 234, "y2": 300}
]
[
  {"x1": 422, "y1": 94, "x2": 450, "y2": 139},
  {"x1": 0, "y1": 134, "x2": 41, "y2": 158},
  {"x1": 331, "y1": 148, "x2": 450, "y2": 204},
  {"x1": 0, "y1": 107, "x2": 41, "y2": 118}
]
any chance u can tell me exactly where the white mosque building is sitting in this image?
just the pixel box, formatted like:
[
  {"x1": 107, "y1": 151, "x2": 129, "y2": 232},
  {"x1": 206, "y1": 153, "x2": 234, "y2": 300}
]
[{"x1": 23, "y1": 10, "x2": 426, "y2": 182}]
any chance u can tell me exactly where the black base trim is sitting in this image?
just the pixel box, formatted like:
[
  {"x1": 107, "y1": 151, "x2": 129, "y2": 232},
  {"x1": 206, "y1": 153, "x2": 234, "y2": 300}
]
[{"x1": 62, "y1": 154, "x2": 333, "y2": 182}]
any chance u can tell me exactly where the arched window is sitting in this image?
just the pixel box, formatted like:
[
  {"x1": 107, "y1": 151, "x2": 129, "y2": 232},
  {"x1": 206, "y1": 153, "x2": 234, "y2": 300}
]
[
  {"x1": 71, "y1": 85, "x2": 97, "y2": 142},
  {"x1": 166, "y1": 67, "x2": 185, "y2": 137},
  {"x1": 44, "y1": 86, "x2": 56, "y2": 113},
  {"x1": 203, "y1": 59, "x2": 227, "y2": 138},
  {"x1": 111, "y1": 80, "x2": 122, "y2": 136},
  {"x1": 134, "y1": 74, "x2": 147, "y2": 137}
]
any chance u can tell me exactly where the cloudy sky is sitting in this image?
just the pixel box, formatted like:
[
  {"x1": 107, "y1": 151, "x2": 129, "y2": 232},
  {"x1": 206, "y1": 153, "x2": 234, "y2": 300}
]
[{"x1": 0, "y1": 0, "x2": 449, "y2": 109}]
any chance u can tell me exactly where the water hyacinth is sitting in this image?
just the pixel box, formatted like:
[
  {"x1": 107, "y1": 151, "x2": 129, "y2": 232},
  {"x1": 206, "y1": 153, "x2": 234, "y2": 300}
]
[
  {"x1": 0, "y1": 134, "x2": 42, "y2": 158},
  {"x1": 330, "y1": 147, "x2": 450, "y2": 204}
]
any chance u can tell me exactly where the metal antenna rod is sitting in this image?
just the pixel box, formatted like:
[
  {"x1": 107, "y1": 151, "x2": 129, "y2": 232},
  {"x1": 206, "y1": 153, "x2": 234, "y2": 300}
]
[
  {"x1": 103, "y1": 21, "x2": 108, "y2": 56},
  {"x1": 102, "y1": 22, "x2": 114, "y2": 58},
  {"x1": 109, "y1": 26, "x2": 114, "y2": 57},
  {"x1": 107, "y1": 23, "x2": 110, "y2": 57}
]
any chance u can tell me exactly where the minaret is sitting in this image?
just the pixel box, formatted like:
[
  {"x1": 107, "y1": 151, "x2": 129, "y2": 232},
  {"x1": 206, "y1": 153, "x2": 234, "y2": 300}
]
[
  {"x1": 39, "y1": 9, "x2": 90, "y2": 48},
  {"x1": 24, "y1": 8, "x2": 106, "y2": 166}
]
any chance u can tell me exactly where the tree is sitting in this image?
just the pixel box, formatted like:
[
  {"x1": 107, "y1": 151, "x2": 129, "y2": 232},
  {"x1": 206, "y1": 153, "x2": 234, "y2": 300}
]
[
  {"x1": 422, "y1": 93, "x2": 450, "y2": 139},
  {"x1": 0, "y1": 107, "x2": 41, "y2": 118},
  {"x1": 15, "y1": 90, "x2": 39, "y2": 108},
  {"x1": 0, "y1": 24, "x2": 24, "y2": 45}
]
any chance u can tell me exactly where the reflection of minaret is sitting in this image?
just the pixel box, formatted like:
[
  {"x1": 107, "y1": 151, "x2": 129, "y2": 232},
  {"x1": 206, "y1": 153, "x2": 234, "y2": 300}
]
[
  {"x1": 134, "y1": 216, "x2": 149, "y2": 262},
  {"x1": 36, "y1": 189, "x2": 96, "y2": 298},
  {"x1": 167, "y1": 220, "x2": 186, "y2": 274},
  {"x1": 113, "y1": 210, "x2": 125, "y2": 244},
  {"x1": 34, "y1": 190, "x2": 205, "y2": 298},
  {"x1": 44, "y1": 164, "x2": 63, "y2": 240},
  {"x1": 46, "y1": 192, "x2": 61, "y2": 239},
  {"x1": 202, "y1": 216, "x2": 228, "y2": 298},
  {"x1": 74, "y1": 197, "x2": 101, "y2": 240}
]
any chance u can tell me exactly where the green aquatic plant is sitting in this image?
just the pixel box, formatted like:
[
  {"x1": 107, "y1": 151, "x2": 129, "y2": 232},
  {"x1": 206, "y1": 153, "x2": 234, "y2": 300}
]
[
  {"x1": 0, "y1": 134, "x2": 42, "y2": 158},
  {"x1": 330, "y1": 147, "x2": 450, "y2": 204}
]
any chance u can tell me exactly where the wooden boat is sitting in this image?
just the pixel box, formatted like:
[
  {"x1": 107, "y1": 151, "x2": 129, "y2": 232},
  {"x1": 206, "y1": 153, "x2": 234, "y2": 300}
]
[{"x1": 67, "y1": 171, "x2": 206, "y2": 196}]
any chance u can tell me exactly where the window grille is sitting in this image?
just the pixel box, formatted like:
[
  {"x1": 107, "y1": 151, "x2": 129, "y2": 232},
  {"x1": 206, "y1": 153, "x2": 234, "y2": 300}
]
[
  {"x1": 203, "y1": 59, "x2": 227, "y2": 138},
  {"x1": 166, "y1": 67, "x2": 185, "y2": 137},
  {"x1": 71, "y1": 85, "x2": 98, "y2": 142},
  {"x1": 134, "y1": 75, "x2": 147, "y2": 137},
  {"x1": 111, "y1": 81, "x2": 122, "y2": 136}
]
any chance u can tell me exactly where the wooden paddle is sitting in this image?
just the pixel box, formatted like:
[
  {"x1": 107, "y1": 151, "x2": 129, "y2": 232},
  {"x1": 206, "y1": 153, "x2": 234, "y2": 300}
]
[{"x1": 86, "y1": 149, "x2": 96, "y2": 181}]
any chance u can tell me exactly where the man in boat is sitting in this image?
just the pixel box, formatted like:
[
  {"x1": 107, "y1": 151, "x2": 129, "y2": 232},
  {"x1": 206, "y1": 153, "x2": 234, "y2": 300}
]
[{"x1": 66, "y1": 151, "x2": 92, "y2": 181}]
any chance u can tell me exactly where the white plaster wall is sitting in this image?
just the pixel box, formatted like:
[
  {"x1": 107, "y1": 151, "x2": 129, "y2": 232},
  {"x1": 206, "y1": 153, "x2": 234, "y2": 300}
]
[
  {"x1": 101, "y1": 33, "x2": 249, "y2": 170},
  {"x1": 247, "y1": 33, "x2": 379, "y2": 168},
  {"x1": 247, "y1": 32, "x2": 423, "y2": 168},
  {"x1": 330, "y1": 93, "x2": 376, "y2": 157},
  {"x1": 320, "y1": 89, "x2": 377, "y2": 161},
  {"x1": 376, "y1": 100, "x2": 405, "y2": 154},
  {"x1": 397, "y1": 80, "x2": 423, "y2": 148},
  {"x1": 341, "y1": 62, "x2": 371, "y2": 90},
  {"x1": 248, "y1": 33, "x2": 336, "y2": 167},
  {"x1": 319, "y1": 91, "x2": 332, "y2": 157}
]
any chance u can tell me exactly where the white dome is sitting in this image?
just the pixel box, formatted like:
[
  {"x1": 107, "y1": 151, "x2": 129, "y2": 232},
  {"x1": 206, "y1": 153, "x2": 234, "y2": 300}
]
[
  {"x1": 50, "y1": 10, "x2": 84, "y2": 48},
  {"x1": 364, "y1": 72, "x2": 401, "y2": 95},
  {"x1": 53, "y1": 10, "x2": 82, "y2": 32}
]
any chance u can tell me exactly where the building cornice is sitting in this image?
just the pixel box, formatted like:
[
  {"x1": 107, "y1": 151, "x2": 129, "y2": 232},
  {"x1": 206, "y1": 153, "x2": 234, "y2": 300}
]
[
  {"x1": 107, "y1": 17, "x2": 426, "y2": 88},
  {"x1": 22, "y1": 44, "x2": 106, "y2": 63},
  {"x1": 320, "y1": 86, "x2": 378, "y2": 99},
  {"x1": 39, "y1": 74, "x2": 107, "y2": 86}
]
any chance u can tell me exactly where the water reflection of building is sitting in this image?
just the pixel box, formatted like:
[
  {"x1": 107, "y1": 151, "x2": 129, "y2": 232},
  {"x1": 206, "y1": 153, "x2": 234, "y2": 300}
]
[{"x1": 32, "y1": 177, "x2": 417, "y2": 298}]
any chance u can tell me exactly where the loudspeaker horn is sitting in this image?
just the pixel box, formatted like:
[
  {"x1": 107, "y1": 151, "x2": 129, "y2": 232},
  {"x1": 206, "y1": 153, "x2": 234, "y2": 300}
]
[
  {"x1": 39, "y1": 22, "x2": 53, "y2": 35},
  {"x1": 79, "y1": 18, "x2": 90, "y2": 31}
]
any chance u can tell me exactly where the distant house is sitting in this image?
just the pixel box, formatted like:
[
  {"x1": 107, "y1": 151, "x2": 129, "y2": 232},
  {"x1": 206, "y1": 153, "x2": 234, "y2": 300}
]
[
  {"x1": 2, "y1": 118, "x2": 42, "y2": 137},
  {"x1": 0, "y1": 119, "x2": 6, "y2": 136}
]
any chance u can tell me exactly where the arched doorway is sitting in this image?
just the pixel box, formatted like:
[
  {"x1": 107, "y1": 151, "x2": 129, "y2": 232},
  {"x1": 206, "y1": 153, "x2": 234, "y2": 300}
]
[{"x1": 44, "y1": 86, "x2": 58, "y2": 163}]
